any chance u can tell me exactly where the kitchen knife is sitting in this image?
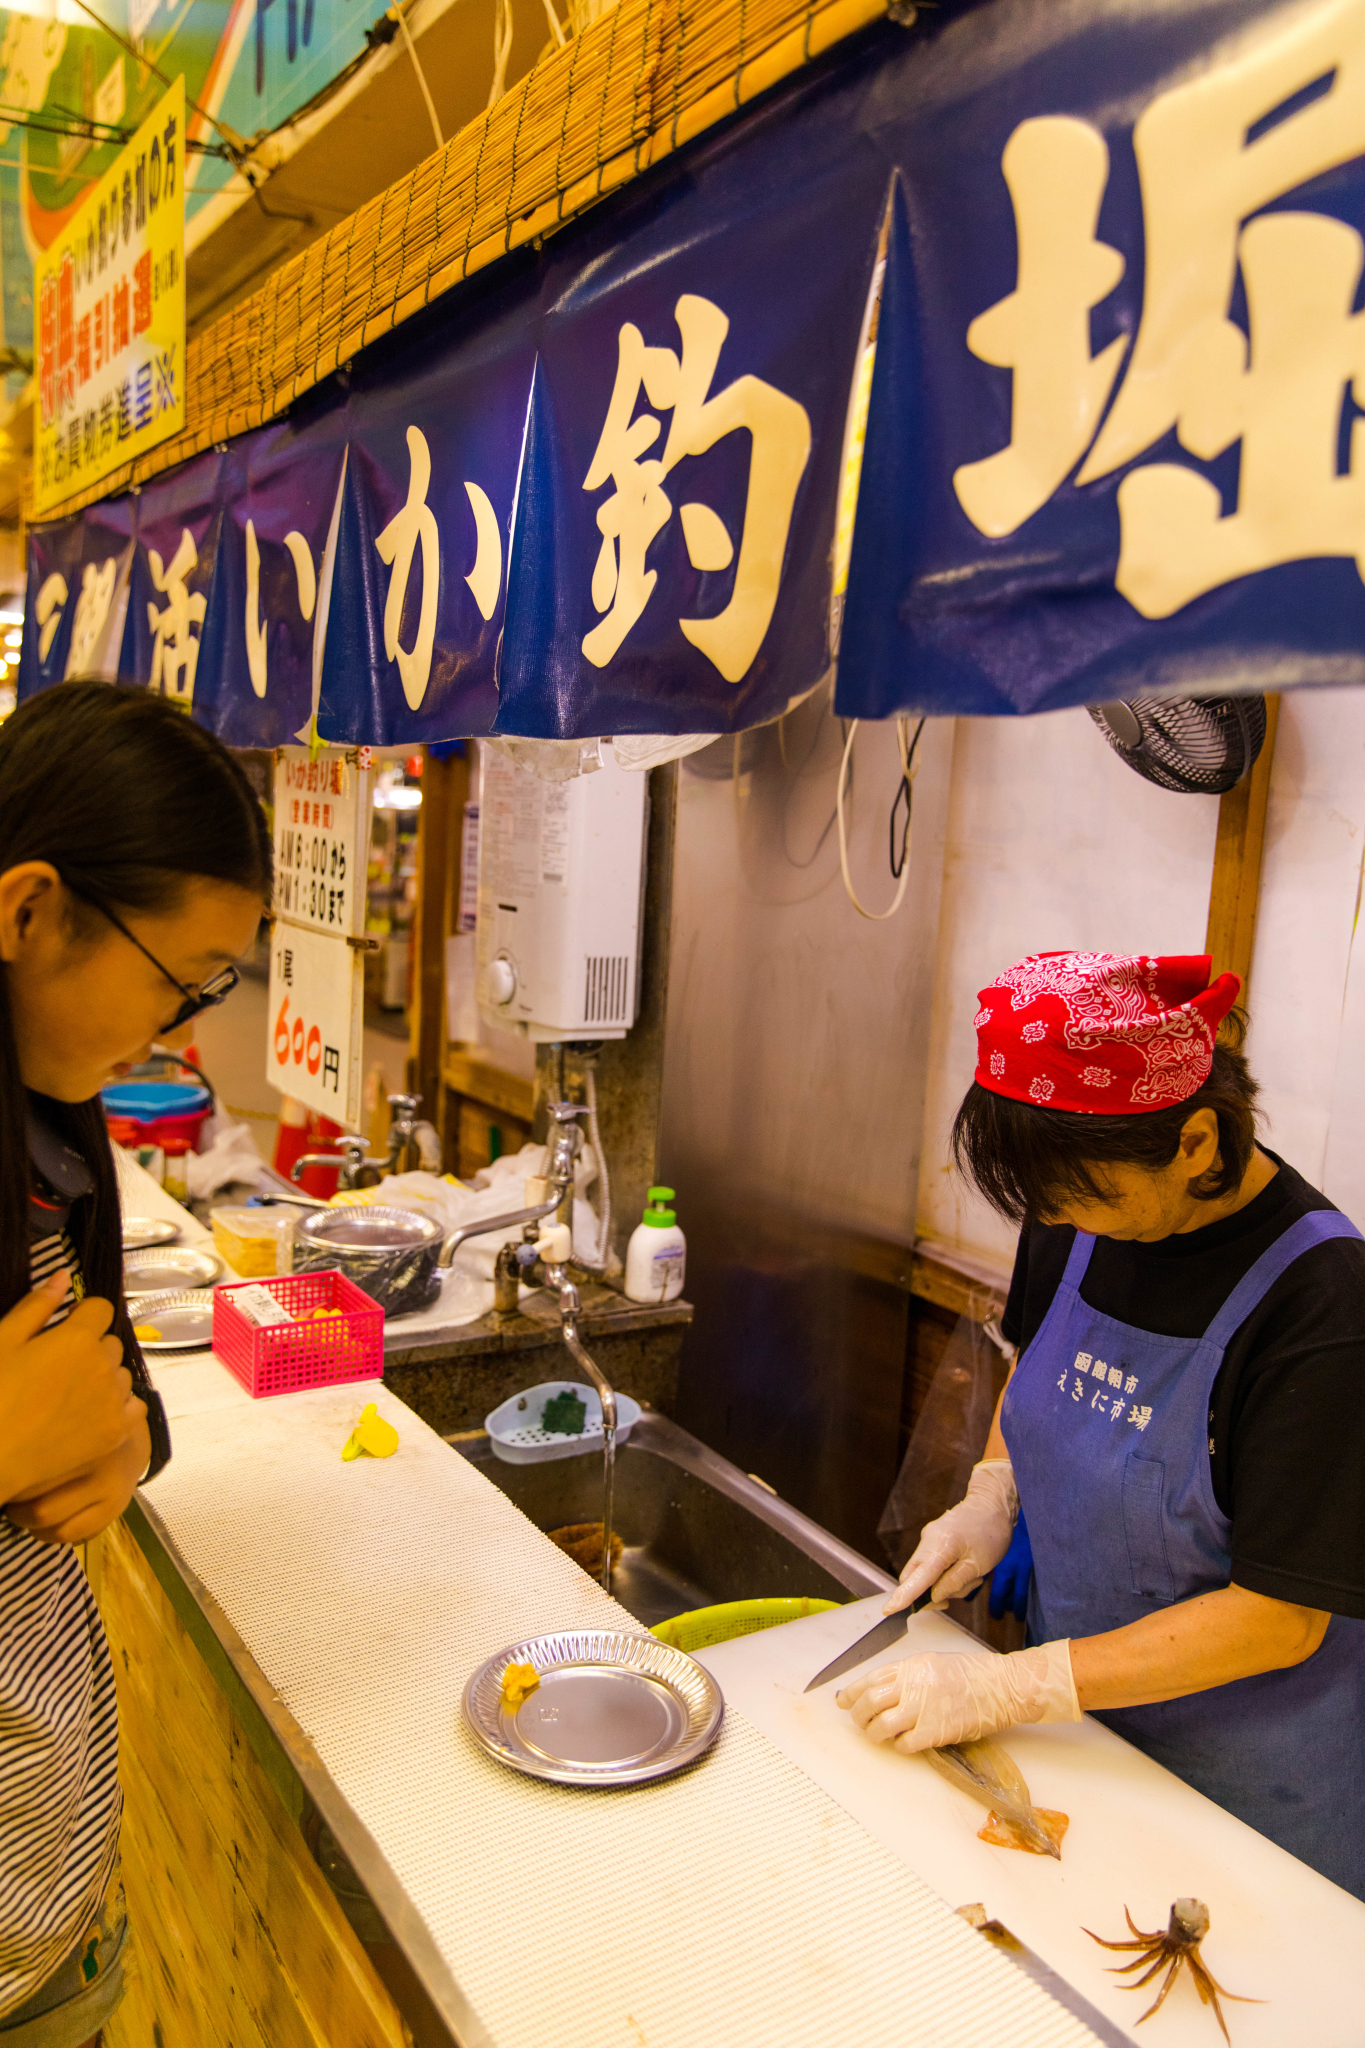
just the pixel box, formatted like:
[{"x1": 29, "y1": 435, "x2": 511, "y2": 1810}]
[{"x1": 803, "y1": 1590, "x2": 933, "y2": 1693}]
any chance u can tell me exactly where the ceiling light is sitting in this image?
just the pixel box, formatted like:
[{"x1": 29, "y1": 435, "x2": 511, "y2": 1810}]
[
  {"x1": 373, "y1": 786, "x2": 422, "y2": 811},
  {"x1": 3, "y1": 631, "x2": 20, "y2": 650},
  {"x1": 0, "y1": 611, "x2": 22, "y2": 628}
]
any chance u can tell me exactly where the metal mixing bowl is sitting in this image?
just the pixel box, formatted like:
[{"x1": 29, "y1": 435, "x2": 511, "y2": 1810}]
[{"x1": 291, "y1": 1205, "x2": 444, "y2": 1317}]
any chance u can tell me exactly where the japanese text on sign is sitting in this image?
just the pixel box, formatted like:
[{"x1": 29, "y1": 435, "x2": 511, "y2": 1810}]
[
  {"x1": 266, "y1": 919, "x2": 363, "y2": 1128},
  {"x1": 953, "y1": 5, "x2": 1365, "y2": 622},
  {"x1": 33, "y1": 77, "x2": 185, "y2": 516},
  {"x1": 582, "y1": 292, "x2": 811, "y2": 683},
  {"x1": 273, "y1": 747, "x2": 373, "y2": 937}
]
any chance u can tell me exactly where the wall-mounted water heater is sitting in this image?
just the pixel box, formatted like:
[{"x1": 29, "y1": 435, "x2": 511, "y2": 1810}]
[{"x1": 476, "y1": 745, "x2": 649, "y2": 1042}]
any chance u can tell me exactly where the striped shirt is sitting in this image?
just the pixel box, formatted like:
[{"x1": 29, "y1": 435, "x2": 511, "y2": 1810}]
[{"x1": 0, "y1": 1233, "x2": 121, "y2": 2019}]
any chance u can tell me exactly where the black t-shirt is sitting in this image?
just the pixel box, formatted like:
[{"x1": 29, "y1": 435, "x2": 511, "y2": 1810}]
[{"x1": 1000, "y1": 1154, "x2": 1365, "y2": 1619}]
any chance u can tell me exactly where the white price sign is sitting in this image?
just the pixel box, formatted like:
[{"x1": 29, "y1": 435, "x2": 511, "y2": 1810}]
[
  {"x1": 273, "y1": 748, "x2": 372, "y2": 937},
  {"x1": 267, "y1": 922, "x2": 363, "y2": 1128}
]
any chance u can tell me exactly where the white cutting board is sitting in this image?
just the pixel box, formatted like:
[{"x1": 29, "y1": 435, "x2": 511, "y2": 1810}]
[{"x1": 698, "y1": 1599, "x2": 1365, "y2": 2048}]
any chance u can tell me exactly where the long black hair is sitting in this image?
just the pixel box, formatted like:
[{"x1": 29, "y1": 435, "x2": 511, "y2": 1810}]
[
  {"x1": 0, "y1": 682, "x2": 272, "y2": 1354},
  {"x1": 952, "y1": 1012, "x2": 1261, "y2": 1224}
]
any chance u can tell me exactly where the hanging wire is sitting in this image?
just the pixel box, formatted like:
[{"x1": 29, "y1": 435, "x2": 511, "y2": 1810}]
[
  {"x1": 889, "y1": 716, "x2": 924, "y2": 878},
  {"x1": 392, "y1": 0, "x2": 445, "y2": 151},
  {"x1": 837, "y1": 716, "x2": 924, "y2": 921}
]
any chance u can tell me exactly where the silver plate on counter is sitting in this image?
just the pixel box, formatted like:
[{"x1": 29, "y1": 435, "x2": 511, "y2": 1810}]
[
  {"x1": 122, "y1": 1216, "x2": 180, "y2": 1250},
  {"x1": 463, "y1": 1629, "x2": 723, "y2": 1788},
  {"x1": 124, "y1": 1245, "x2": 221, "y2": 1293},
  {"x1": 128, "y1": 1290, "x2": 216, "y2": 1351}
]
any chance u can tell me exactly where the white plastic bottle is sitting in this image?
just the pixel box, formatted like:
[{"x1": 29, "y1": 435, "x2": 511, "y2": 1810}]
[{"x1": 624, "y1": 1186, "x2": 686, "y2": 1303}]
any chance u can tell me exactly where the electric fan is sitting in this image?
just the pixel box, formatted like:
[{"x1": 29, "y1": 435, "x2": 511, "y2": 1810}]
[{"x1": 1087, "y1": 694, "x2": 1266, "y2": 794}]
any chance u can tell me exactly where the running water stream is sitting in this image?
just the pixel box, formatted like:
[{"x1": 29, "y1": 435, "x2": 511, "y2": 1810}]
[{"x1": 600, "y1": 1422, "x2": 617, "y2": 1595}]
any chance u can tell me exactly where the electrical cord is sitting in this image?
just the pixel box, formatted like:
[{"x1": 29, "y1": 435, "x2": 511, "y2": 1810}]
[
  {"x1": 580, "y1": 1061, "x2": 612, "y2": 1272},
  {"x1": 836, "y1": 716, "x2": 925, "y2": 921}
]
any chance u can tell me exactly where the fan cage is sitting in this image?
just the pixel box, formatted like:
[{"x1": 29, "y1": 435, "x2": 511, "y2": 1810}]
[{"x1": 1088, "y1": 694, "x2": 1267, "y2": 795}]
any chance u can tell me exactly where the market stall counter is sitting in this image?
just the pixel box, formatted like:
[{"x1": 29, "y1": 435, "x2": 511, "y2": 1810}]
[
  {"x1": 103, "y1": 1169, "x2": 1365, "y2": 2048},
  {"x1": 97, "y1": 1360, "x2": 1120, "y2": 2048}
]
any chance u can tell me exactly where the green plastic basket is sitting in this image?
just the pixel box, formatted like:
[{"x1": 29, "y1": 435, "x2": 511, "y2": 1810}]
[{"x1": 650, "y1": 1596, "x2": 842, "y2": 1653}]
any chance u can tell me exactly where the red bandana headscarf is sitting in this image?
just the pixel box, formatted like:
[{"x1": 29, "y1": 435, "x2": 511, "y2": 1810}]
[{"x1": 973, "y1": 952, "x2": 1241, "y2": 1115}]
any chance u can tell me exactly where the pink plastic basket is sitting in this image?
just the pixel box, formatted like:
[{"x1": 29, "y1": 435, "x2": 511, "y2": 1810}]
[{"x1": 212, "y1": 1270, "x2": 384, "y2": 1399}]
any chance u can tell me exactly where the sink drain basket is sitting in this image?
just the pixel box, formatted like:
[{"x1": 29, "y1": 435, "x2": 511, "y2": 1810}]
[{"x1": 486, "y1": 1380, "x2": 642, "y2": 1464}]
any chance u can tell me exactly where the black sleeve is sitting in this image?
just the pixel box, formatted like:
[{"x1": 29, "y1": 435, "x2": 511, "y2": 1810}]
[
  {"x1": 116, "y1": 1303, "x2": 172, "y2": 1481},
  {"x1": 1222, "y1": 1240, "x2": 1365, "y2": 1619},
  {"x1": 1000, "y1": 1225, "x2": 1031, "y2": 1348}
]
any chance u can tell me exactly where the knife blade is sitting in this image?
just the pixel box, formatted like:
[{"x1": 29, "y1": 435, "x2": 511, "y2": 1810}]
[{"x1": 803, "y1": 1590, "x2": 932, "y2": 1693}]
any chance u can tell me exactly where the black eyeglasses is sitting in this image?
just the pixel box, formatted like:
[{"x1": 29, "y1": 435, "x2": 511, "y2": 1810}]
[{"x1": 68, "y1": 886, "x2": 240, "y2": 1031}]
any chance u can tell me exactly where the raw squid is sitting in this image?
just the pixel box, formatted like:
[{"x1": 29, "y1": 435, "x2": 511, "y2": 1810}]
[{"x1": 925, "y1": 1738, "x2": 1067, "y2": 1859}]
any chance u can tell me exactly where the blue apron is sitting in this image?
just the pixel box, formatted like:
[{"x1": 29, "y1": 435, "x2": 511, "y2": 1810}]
[{"x1": 1001, "y1": 1208, "x2": 1365, "y2": 1899}]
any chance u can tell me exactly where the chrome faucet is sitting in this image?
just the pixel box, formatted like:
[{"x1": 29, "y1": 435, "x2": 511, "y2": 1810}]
[
  {"x1": 436, "y1": 1101, "x2": 588, "y2": 1268},
  {"x1": 531, "y1": 1219, "x2": 620, "y2": 1594},
  {"x1": 290, "y1": 1092, "x2": 424, "y2": 1189}
]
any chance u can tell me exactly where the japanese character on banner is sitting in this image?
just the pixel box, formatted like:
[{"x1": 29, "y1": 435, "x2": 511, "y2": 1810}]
[
  {"x1": 375, "y1": 427, "x2": 439, "y2": 711},
  {"x1": 1129, "y1": 1404, "x2": 1153, "y2": 1432},
  {"x1": 372, "y1": 428, "x2": 503, "y2": 711},
  {"x1": 582, "y1": 292, "x2": 811, "y2": 682},
  {"x1": 245, "y1": 521, "x2": 317, "y2": 698},
  {"x1": 953, "y1": 4, "x2": 1365, "y2": 620},
  {"x1": 66, "y1": 558, "x2": 117, "y2": 676},
  {"x1": 35, "y1": 573, "x2": 68, "y2": 662},
  {"x1": 147, "y1": 528, "x2": 206, "y2": 704}
]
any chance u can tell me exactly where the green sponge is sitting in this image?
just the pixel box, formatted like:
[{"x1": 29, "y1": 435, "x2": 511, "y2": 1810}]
[{"x1": 541, "y1": 1390, "x2": 587, "y2": 1435}]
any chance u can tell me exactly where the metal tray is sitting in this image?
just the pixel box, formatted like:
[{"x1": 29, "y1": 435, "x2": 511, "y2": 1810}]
[
  {"x1": 124, "y1": 1245, "x2": 221, "y2": 1293},
  {"x1": 462, "y1": 1629, "x2": 723, "y2": 1788},
  {"x1": 128, "y1": 1290, "x2": 216, "y2": 1351},
  {"x1": 122, "y1": 1216, "x2": 181, "y2": 1250}
]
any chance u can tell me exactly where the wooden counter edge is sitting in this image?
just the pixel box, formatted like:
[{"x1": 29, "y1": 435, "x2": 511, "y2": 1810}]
[{"x1": 118, "y1": 1490, "x2": 496, "y2": 2048}]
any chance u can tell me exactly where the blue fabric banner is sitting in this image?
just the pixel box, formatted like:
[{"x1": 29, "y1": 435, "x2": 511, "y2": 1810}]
[
  {"x1": 22, "y1": 0, "x2": 1365, "y2": 736},
  {"x1": 837, "y1": 0, "x2": 1365, "y2": 716}
]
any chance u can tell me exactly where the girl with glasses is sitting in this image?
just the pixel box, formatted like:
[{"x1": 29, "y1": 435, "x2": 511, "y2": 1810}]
[{"x1": 0, "y1": 680, "x2": 270, "y2": 2047}]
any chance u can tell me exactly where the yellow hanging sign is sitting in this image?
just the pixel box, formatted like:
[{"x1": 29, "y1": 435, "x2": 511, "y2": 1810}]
[{"x1": 33, "y1": 76, "x2": 185, "y2": 518}]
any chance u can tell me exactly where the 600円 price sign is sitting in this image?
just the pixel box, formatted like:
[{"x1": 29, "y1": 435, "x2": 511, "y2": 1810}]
[
  {"x1": 266, "y1": 922, "x2": 363, "y2": 1129},
  {"x1": 273, "y1": 747, "x2": 373, "y2": 937}
]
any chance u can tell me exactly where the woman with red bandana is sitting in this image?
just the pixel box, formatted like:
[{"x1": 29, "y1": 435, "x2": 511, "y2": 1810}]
[{"x1": 837, "y1": 951, "x2": 1365, "y2": 1899}]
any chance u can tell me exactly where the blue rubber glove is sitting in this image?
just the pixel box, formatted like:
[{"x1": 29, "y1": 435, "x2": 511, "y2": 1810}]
[{"x1": 988, "y1": 1509, "x2": 1033, "y2": 1623}]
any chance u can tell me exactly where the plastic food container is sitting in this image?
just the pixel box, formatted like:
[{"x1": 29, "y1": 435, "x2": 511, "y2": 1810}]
[
  {"x1": 212, "y1": 1270, "x2": 383, "y2": 1398},
  {"x1": 102, "y1": 1081, "x2": 212, "y2": 1150},
  {"x1": 485, "y1": 1381, "x2": 642, "y2": 1465},
  {"x1": 211, "y1": 1205, "x2": 294, "y2": 1278}
]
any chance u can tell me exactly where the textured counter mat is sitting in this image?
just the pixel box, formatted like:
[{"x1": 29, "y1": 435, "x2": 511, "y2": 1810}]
[{"x1": 143, "y1": 1362, "x2": 1106, "y2": 2048}]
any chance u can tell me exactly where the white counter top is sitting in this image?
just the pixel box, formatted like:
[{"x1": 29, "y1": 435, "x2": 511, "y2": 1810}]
[
  {"x1": 118, "y1": 1160, "x2": 1362, "y2": 2047},
  {"x1": 699, "y1": 1599, "x2": 1365, "y2": 2048}
]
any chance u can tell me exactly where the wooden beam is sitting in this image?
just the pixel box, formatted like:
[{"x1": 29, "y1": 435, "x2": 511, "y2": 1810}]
[
  {"x1": 1204, "y1": 694, "x2": 1281, "y2": 996},
  {"x1": 442, "y1": 1049, "x2": 535, "y2": 1125},
  {"x1": 407, "y1": 748, "x2": 468, "y2": 1141}
]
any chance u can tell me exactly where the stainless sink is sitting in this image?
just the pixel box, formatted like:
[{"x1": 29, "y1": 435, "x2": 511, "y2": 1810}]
[{"x1": 451, "y1": 1409, "x2": 894, "y2": 1628}]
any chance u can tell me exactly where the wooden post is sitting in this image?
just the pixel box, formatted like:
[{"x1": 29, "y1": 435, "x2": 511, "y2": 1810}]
[
  {"x1": 407, "y1": 748, "x2": 468, "y2": 1144},
  {"x1": 1204, "y1": 694, "x2": 1281, "y2": 996}
]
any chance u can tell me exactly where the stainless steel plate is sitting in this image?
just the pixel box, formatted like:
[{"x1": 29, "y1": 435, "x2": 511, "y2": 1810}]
[
  {"x1": 124, "y1": 1245, "x2": 221, "y2": 1293},
  {"x1": 463, "y1": 1629, "x2": 723, "y2": 1787},
  {"x1": 122, "y1": 1216, "x2": 180, "y2": 1250},
  {"x1": 127, "y1": 1290, "x2": 216, "y2": 1351}
]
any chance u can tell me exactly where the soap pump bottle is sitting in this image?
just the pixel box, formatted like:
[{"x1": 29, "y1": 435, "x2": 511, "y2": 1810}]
[{"x1": 624, "y1": 1186, "x2": 686, "y2": 1303}]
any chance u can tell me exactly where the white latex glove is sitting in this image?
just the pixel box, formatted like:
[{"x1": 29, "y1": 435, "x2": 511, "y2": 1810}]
[
  {"x1": 837, "y1": 1642, "x2": 1079, "y2": 1755},
  {"x1": 884, "y1": 1458, "x2": 1018, "y2": 1614}
]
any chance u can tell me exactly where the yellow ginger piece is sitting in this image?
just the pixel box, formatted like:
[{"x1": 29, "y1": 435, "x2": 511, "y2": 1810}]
[
  {"x1": 341, "y1": 1402, "x2": 400, "y2": 1461},
  {"x1": 132, "y1": 1325, "x2": 162, "y2": 1342},
  {"x1": 500, "y1": 1662, "x2": 540, "y2": 1711}
]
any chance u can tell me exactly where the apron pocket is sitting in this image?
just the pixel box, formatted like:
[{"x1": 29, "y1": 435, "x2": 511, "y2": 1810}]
[{"x1": 1121, "y1": 1453, "x2": 1175, "y2": 1603}]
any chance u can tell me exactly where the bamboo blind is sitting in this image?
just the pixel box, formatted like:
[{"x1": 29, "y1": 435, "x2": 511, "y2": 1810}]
[{"x1": 44, "y1": 0, "x2": 892, "y2": 522}]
